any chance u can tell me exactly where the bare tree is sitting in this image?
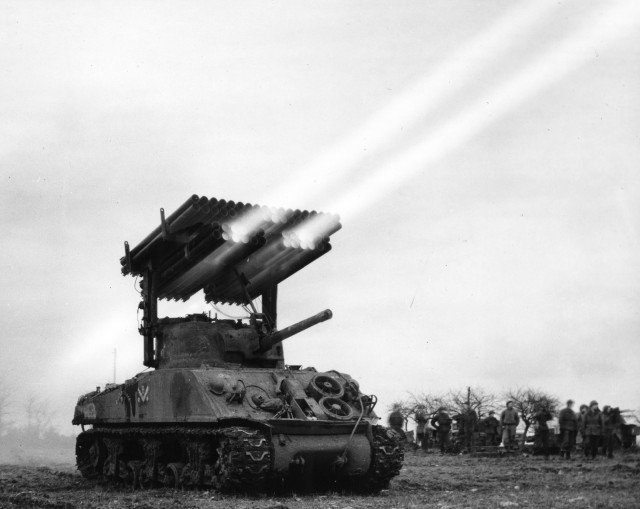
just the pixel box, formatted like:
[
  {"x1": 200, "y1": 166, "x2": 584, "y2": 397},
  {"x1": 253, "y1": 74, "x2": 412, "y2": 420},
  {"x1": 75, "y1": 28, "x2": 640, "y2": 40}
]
[
  {"x1": 408, "y1": 392, "x2": 452, "y2": 421},
  {"x1": 448, "y1": 386, "x2": 498, "y2": 419},
  {"x1": 503, "y1": 387, "x2": 560, "y2": 445},
  {"x1": 401, "y1": 388, "x2": 498, "y2": 425},
  {"x1": 25, "y1": 395, "x2": 54, "y2": 439},
  {"x1": 0, "y1": 377, "x2": 11, "y2": 436}
]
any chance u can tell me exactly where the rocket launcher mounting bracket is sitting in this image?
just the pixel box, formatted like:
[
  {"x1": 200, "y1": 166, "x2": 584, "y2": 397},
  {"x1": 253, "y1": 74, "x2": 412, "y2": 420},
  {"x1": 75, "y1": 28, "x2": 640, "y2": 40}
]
[{"x1": 160, "y1": 208, "x2": 194, "y2": 244}]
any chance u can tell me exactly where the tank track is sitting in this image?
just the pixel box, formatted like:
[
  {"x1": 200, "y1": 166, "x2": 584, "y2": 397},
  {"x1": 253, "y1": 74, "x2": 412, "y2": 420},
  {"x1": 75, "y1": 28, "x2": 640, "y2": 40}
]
[
  {"x1": 355, "y1": 425, "x2": 404, "y2": 492},
  {"x1": 76, "y1": 424, "x2": 403, "y2": 493},
  {"x1": 76, "y1": 425, "x2": 272, "y2": 492}
]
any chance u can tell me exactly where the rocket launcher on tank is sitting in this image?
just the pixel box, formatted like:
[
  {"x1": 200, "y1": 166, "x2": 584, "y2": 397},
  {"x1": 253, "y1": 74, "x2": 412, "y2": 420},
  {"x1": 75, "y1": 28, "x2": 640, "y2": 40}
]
[{"x1": 72, "y1": 195, "x2": 404, "y2": 493}]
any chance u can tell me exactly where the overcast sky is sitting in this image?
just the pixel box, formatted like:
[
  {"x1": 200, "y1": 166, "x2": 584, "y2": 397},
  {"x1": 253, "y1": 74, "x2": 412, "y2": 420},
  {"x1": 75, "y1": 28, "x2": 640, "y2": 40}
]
[{"x1": 1, "y1": 0, "x2": 639, "y2": 434}]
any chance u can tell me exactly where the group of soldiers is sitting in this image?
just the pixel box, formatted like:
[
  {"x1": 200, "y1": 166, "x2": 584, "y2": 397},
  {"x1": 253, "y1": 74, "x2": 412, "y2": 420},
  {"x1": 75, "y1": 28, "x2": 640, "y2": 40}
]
[
  {"x1": 413, "y1": 401, "x2": 520, "y2": 454},
  {"x1": 557, "y1": 399, "x2": 624, "y2": 460},
  {"x1": 389, "y1": 398, "x2": 626, "y2": 459}
]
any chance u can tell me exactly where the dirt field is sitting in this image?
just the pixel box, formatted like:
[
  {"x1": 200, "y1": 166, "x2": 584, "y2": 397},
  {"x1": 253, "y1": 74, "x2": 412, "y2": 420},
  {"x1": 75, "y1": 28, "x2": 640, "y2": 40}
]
[{"x1": 1, "y1": 449, "x2": 639, "y2": 508}]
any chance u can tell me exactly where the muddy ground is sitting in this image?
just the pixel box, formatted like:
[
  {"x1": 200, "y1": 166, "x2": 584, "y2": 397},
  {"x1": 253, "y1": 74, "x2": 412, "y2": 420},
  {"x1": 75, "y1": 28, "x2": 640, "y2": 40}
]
[{"x1": 0, "y1": 449, "x2": 639, "y2": 508}]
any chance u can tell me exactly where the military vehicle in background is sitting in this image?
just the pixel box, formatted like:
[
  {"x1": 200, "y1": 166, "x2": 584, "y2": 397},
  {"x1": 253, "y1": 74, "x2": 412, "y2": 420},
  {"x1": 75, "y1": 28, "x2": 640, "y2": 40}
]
[
  {"x1": 619, "y1": 410, "x2": 639, "y2": 449},
  {"x1": 72, "y1": 195, "x2": 403, "y2": 491}
]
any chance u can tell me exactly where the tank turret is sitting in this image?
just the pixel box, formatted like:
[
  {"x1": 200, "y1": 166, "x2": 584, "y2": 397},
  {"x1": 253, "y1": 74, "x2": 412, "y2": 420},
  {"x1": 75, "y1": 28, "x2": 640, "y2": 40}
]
[
  {"x1": 153, "y1": 309, "x2": 332, "y2": 369},
  {"x1": 73, "y1": 195, "x2": 403, "y2": 492}
]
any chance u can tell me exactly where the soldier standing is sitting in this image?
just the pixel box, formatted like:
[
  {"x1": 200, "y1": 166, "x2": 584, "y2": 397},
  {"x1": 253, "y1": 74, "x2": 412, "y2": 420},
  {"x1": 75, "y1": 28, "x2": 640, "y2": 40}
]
[
  {"x1": 500, "y1": 401, "x2": 520, "y2": 450},
  {"x1": 415, "y1": 409, "x2": 428, "y2": 451},
  {"x1": 602, "y1": 406, "x2": 621, "y2": 459},
  {"x1": 431, "y1": 407, "x2": 452, "y2": 454},
  {"x1": 558, "y1": 399, "x2": 578, "y2": 459},
  {"x1": 582, "y1": 400, "x2": 603, "y2": 460},
  {"x1": 461, "y1": 404, "x2": 478, "y2": 452},
  {"x1": 483, "y1": 410, "x2": 501, "y2": 446},
  {"x1": 577, "y1": 404, "x2": 589, "y2": 457},
  {"x1": 533, "y1": 405, "x2": 553, "y2": 460}
]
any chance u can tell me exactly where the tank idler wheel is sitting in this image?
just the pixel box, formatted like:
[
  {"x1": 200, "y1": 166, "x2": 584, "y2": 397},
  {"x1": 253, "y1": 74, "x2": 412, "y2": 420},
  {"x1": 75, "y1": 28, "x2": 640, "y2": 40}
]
[
  {"x1": 76, "y1": 432, "x2": 104, "y2": 479},
  {"x1": 309, "y1": 375, "x2": 344, "y2": 400},
  {"x1": 163, "y1": 462, "x2": 185, "y2": 489},
  {"x1": 319, "y1": 397, "x2": 354, "y2": 421}
]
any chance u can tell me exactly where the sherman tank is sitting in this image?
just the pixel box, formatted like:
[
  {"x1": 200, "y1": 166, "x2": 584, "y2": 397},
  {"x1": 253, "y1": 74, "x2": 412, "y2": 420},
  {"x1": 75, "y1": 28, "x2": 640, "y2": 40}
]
[{"x1": 72, "y1": 195, "x2": 403, "y2": 492}]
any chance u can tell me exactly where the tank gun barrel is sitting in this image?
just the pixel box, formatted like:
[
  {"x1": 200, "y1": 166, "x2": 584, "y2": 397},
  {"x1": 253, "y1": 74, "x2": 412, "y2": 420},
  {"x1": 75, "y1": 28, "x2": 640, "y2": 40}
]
[{"x1": 257, "y1": 309, "x2": 332, "y2": 353}]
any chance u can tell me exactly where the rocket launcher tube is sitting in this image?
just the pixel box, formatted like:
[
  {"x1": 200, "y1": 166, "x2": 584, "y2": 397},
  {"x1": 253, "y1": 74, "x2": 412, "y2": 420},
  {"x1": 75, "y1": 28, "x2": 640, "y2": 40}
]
[{"x1": 257, "y1": 309, "x2": 333, "y2": 353}]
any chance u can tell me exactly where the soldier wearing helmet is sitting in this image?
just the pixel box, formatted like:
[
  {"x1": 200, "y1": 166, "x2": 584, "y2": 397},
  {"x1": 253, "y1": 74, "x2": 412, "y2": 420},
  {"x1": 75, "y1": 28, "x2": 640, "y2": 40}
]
[
  {"x1": 581, "y1": 400, "x2": 603, "y2": 459},
  {"x1": 558, "y1": 399, "x2": 578, "y2": 459},
  {"x1": 602, "y1": 405, "x2": 622, "y2": 459},
  {"x1": 431, "y1": 407, "x2": 452, "y2": 454},
  {"x1": 482, "y1": 410, "x2": 501, "y2": 446}
]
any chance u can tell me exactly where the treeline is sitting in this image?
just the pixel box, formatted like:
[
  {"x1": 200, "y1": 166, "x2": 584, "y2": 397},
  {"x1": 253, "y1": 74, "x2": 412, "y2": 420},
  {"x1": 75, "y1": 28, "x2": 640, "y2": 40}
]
[
  {"x1": 390, "y1": 386, "x2": 561, "y2": 443},
  {"x1": 0, "y1": 378, "x2": 65, "y2": 441}
]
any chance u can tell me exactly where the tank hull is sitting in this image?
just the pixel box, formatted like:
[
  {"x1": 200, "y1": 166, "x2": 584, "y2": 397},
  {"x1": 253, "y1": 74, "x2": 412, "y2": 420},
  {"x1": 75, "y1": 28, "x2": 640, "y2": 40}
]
[
  {"x1": 74, "y1": 367, "x2": 403, "y2": 490},
  {"x1": 74, "y1": 367, "x2": 366, "y2": 425}
]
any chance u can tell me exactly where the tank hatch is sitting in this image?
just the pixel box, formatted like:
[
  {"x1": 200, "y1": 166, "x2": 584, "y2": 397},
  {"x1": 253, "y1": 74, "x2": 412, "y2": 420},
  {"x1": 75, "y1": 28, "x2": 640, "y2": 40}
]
[{"x1": 120, "y1": 195, "x2": 341, "y2": 305}]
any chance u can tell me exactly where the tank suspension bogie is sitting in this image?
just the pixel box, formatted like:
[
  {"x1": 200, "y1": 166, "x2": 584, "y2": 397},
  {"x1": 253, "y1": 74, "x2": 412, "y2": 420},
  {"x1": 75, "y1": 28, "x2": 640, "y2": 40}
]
[
  {"x1": 181, "y1": 439, "x2": 213, "y2": 487},
  {"x1": 138, "y1": 439, "x2": 163, "y2": 489}
]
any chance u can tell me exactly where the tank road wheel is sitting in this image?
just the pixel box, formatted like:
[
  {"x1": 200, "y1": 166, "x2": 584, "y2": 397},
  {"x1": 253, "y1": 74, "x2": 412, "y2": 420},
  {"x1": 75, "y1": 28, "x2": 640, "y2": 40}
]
[
  {"x1": 356, "y1": 426, "x2": 404, "y2": 493},
  {"x1": 319, "y1": 397, "x2": 354, "y2": 421},
  {"x1": 123, "y1": 460, "x2": 143, "y2": 489},
  {"x1": 213, "y1": 428, "x2": 272, "y2": 492},
  {"x1": 162, "y1": 462, "x2": 185, "y2": 489},
  {"x1": 309, "y1": 374, "x2": 344, "y2": 400},
  {"x1": 117, "y1": 459, "x2": 137, "y2": 488},
  {"x1": 76, "y1": 431, "x2": 104, "y2": 479}
]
